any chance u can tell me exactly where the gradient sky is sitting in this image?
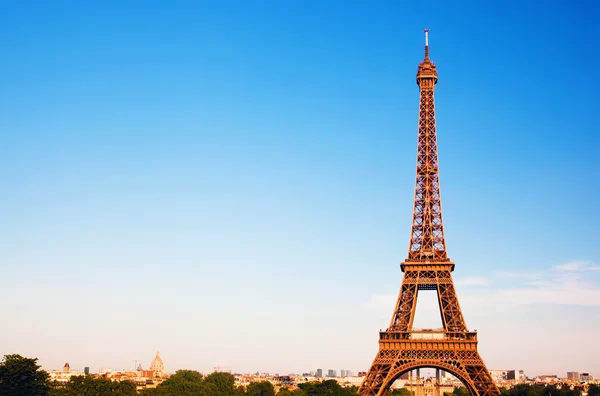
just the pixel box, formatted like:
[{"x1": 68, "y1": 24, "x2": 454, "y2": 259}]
[{"x1": 1, "y1": 0, "x2": 599, "y2": 378}]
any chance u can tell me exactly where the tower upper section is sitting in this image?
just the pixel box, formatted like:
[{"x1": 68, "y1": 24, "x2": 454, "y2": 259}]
[
  {"x1": 416, "y1": 30, "x2": 438, "y2": 86},
  {"x1": 406, "y1": 30, "x2": 449, "y2": 265}
]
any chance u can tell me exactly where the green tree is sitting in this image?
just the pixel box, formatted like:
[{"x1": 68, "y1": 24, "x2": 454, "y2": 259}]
[
  {"x1": 141, "y1": 370, "x2": 242, "y2": 396},
  {"x1": 505, "y1": 384, "x2": 541, "y2": 396},
  {"x1": 140, "y1": 370, "x2": 207, "y2": 396},
  {"x1": 49, "y1": 375, "x2": 136, "y2": 396},
  {"x1": 247, "y1": 381, "x2": 276, "y2": 396},
  {"x1": 0, "y1": 354, "x2": 50, "y2": 396},
  {"x1": 492, "y1": 384, "x2": 582, "y2": 396},
  {"x1": 544, "y1": 386, "x2": 581, "y2": 396},
  {"x1": 277, "y1": 388, "x2": 305, "y2": 396},
  {"x1": 347, "y1": 386, "x2": 360, "y2": 395},
  {"x1": 203, "y1": 372, "x2": 239, "y2": 396},
  {"x1": 445, "y1": 387, "x2": 471, "y2": 396},
  {"x1": 589, "y1": 385, "x2": 600, "y2": 396},
  {"x1": 298, "y1": 380, "x2": 357, "y2": 396},
  {"x1": 389, "y1": 388, "x2": 413, "y2": 396}
]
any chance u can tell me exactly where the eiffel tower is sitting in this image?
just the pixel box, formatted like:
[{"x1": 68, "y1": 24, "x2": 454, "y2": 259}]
[{"x1": 358, "y1": 31, "x2": 500, "y2": 396}]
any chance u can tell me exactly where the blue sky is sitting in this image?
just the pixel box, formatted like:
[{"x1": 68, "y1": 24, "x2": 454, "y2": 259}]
[{"x1": 0, "y1": 0, "x2": 599, "y2": 377}]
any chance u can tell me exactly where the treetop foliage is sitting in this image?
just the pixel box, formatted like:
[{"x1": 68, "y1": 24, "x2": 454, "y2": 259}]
[
  {"x1": 2, "y1": 355, "x2": 597, "y2": 396},
  {"x1": 0, "y1": 354, "x2": 50, "y2": 396},
  {"x1": 49, "y1": 375, "x2": 137, "y2": 396}
]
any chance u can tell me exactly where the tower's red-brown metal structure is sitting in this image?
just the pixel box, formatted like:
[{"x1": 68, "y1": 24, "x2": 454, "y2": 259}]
[{"x1": 358, "y1": 31, "x2": 500, "y2": 396}]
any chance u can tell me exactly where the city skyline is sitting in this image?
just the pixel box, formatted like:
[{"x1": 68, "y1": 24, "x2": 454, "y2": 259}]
[
  {"x1": 1, "y1": 0, "x2": 599, "y2": 379},
  {"x1": 38, "y1": 354, "x2": 595, "y2": 383}
]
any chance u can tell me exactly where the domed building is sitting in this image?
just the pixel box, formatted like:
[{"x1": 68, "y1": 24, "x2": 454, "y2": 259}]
[
  {"x1": 149, "y1": 351, "x2": 164, "y2": 378},
  {"x1": 63, "y1": 362, "x2": 70, "y2": 372}
]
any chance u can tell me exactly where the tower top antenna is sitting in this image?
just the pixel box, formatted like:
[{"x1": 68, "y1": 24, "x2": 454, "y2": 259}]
[{"x1": 424, "y1": 29, "x2": 430, "y2": 59}]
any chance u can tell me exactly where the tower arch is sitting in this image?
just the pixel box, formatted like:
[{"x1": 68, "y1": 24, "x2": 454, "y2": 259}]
[{"x1": 379, "y1": 362, "x2": 477, "y2": 396}]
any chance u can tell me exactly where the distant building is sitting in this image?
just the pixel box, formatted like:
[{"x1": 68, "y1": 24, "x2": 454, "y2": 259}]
[
  {"x1": 567, "y1": 372, "x2": 580, "y2": 381},
  {"x1": 149, "y1": 351, "x2": 165, "y2": 378},
  {"x1": 339, "y1": 376, "x2": 364, "y2": 387},
  {"x1": 327, "y1": 369, "x2": 337, "y2": 378},
  {"x1": 580, "y1": 373, "x2": 593, "y2": 381},
  {"x1": 316, "y1": 369, "x2": 323, "y2": 378},
  {"x1": 84, "y1": 367, "x2": 90, "y2": 375},
  {"x1": 537, "y1": 375, "x2": 558, "y2": 382},
  {"x1": 490, "y1": 370, "x2": 510, "y2": 382},
  {"x1": 275, "y1": 376, "x2": 293, "y2": 386},
  {"x1": 490, "y1": 369, "x2": 518, "y2": 382},
  {"x1": 405, "y1": 377, "x2": 454, "y2": 395},
  {"x1": 47, "y1": 362, "x2": 83, "y2": 383}
]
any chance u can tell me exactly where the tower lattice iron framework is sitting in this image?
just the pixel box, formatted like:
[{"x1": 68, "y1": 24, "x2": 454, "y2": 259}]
[{"x1": 358, "y1": 31, "x2": 500, "y2": 396}]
